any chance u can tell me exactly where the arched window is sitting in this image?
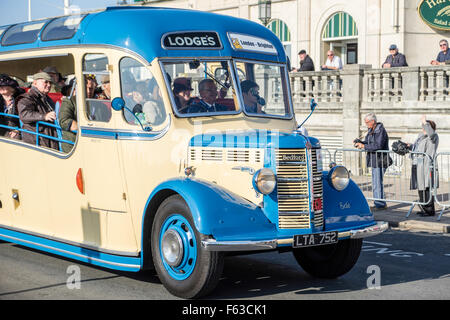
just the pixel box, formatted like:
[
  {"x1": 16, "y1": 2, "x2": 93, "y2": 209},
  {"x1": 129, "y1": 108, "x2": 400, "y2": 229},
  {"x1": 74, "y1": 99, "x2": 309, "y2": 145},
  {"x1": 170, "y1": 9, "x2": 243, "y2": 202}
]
[
  {"x1": 322, "y1": 12, "x2": 358, "y2": 40},
  {"x1": 322, "y1": 12, "x2": 359, "y2": 65},
  {"x1": 267, "y1": 19, "x2": 291, "y2": 62}
]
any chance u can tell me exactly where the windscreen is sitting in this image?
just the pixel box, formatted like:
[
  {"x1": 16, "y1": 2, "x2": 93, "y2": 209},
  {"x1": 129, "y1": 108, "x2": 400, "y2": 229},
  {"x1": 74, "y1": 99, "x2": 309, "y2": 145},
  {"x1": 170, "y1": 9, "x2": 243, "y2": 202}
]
[
  {"x1": 162, "y1": 60, "x2": 238, "y2": 116},
  {"x1": 235, "y1": 61, "x2": 292, "y2": 118}
]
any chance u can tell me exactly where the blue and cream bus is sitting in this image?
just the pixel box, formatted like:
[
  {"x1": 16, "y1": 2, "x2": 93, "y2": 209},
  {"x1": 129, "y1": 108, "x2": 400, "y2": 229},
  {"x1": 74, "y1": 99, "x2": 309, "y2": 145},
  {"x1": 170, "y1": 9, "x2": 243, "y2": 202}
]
[{"x1": 0, "y1": 6, "x2": 387, "y2": 298}]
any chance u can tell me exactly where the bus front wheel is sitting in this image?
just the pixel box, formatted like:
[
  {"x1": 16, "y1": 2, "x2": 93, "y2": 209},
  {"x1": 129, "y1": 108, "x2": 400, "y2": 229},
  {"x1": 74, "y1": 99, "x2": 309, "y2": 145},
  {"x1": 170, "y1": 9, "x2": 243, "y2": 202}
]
[
  {"x1": 292, "y1": 239, "x2": 362, "y2": 279},
  {"x1": 151, "y1": 194, "x2": 224, "y2": 299}
]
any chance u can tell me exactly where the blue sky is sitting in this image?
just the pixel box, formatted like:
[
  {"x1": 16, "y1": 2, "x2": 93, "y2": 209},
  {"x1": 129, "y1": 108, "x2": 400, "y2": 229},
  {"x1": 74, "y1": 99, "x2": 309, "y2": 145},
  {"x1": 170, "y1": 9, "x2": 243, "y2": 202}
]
[{"x1": 0, "y1": 0, "x2": 121, "y2": 25}]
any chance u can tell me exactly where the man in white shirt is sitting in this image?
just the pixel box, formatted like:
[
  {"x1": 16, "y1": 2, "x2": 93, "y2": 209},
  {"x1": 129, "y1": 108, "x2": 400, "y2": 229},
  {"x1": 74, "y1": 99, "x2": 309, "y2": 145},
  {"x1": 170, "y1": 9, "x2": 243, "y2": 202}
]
[{"x1": 322, "y1": 50, "x2": 343, "y2": 70}]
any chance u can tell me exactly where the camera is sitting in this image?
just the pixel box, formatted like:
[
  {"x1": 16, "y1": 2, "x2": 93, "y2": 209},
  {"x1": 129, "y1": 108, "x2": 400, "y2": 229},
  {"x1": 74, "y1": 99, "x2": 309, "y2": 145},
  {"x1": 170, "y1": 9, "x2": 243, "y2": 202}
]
[{"x1": 353, "y1": 138, "x2": 363, "y2": 147}]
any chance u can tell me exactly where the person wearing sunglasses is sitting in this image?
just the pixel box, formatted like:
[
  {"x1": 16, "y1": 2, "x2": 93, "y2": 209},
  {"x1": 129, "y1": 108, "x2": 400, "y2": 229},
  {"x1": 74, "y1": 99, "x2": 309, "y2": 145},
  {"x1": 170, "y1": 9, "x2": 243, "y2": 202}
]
[
  {"x1": 431, "y1": 39, "x2": 450, "y2": 66},
  {"x1": 241, "y1": 80, "x2": 266, "y2": 114},
  {"x1": 382, "y1": 44, "x2": 408, "y2": 68},
  {"x1": 321, "y1": 50, "x2": 343, "y2": 71}
]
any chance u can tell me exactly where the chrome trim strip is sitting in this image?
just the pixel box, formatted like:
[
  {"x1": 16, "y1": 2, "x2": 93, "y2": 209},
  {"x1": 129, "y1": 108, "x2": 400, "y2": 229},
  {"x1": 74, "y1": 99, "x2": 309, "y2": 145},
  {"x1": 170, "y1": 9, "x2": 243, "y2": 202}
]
[
  {"x1": 201, "y1": 239, "x2": 277, "y2": 252},
  {"x1": 0, "y1": 232, "x2": 140, "y2": 269},
  {"x1": 278, "y1": 211, "x2": 310, "y2": 216},
  {"x1": 277, "y1": 177, "x2": 308, "y2": 182},
  {"x1": 201, "y1": 222, "x2": 389, "y2": 252},
  {"x1": 80, "y1": 115, "x2": 171, "y2": 141},
  {"x1": 0, "y1": 224, "x2": 140, "y2": 257},
  {"x1": 277, "y1": 161, "x2": 307, "y2": 166},
  {"x1": 278, "y1": 194, "x2": 309, "y2": 199}
]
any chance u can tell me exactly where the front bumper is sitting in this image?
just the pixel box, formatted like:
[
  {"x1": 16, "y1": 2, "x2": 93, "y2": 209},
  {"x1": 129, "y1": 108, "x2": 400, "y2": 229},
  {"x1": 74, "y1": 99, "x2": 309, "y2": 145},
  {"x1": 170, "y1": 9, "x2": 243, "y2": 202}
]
[{"x1": 201, "y1": 221, "x2": 388, "y2": 252}]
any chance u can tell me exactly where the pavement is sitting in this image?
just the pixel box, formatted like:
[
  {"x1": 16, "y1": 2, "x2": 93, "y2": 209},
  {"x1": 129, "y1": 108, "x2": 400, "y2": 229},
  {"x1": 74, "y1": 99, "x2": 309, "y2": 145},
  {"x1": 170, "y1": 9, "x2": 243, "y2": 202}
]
[{"x1": 371, "y1": 201, "x2": 450, "y2": 234}]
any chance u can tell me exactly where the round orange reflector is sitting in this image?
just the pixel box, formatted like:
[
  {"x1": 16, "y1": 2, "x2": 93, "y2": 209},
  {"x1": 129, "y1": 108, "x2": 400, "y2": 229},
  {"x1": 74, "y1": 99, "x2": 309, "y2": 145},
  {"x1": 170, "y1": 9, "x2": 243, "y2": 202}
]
[{"x1": 76, "y1": 168, "x2": 84, "y2": 194}]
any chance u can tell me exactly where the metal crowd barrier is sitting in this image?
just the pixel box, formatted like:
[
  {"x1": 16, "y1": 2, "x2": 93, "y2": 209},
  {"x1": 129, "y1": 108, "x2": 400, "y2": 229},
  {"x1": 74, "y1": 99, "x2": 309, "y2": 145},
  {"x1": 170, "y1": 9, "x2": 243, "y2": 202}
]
[
  {"x1": 333, "y1": 149, "x2": 434, "y2": 218},
  {"x1": 434, "y1": 152, "x2": 450, "y2": 221}
]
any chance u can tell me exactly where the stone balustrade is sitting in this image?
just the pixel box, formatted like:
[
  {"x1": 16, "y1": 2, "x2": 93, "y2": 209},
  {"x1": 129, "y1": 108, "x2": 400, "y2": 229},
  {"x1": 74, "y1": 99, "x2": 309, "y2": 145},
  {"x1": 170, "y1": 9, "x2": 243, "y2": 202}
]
[{"x1": 290, "y1": 65, "x2": 450, "y2": 153}]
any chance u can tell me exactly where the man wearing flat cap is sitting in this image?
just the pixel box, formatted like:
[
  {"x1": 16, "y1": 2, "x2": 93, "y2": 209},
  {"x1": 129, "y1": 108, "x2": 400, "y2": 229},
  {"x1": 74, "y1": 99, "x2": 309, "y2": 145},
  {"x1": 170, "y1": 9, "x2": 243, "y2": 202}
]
[
  {"x1": 382, "y1": 44, "x2": 408, "y2": 68},
  {"x1": 17, "y1": 72, "x2": 59, "y2": 150},
  {"x1": 42, "y1": 66, "x2": 65, "y2": 93}
]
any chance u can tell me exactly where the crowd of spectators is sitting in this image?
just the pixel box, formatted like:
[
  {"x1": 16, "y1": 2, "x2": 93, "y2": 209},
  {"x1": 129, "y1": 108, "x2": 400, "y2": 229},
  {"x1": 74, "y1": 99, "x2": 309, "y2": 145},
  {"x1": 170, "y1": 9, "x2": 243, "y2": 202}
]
[{"x1": 291, "y1": 39, "x2": 449, "y2": 72}]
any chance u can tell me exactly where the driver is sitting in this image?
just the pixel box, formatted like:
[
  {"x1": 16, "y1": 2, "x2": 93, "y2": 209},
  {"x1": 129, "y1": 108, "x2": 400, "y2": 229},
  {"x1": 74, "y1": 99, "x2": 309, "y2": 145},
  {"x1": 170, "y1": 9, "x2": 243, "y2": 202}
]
[{"x1": 187, "y1": 79, "x2": 228, "y2": 113}]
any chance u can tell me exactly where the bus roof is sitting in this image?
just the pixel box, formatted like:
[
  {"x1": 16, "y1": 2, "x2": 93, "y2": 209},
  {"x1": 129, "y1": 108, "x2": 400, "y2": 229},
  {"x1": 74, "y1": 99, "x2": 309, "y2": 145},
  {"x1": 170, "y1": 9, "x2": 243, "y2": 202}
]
[{"x1": 0, "y1": 6, "x2": 286, "y2": 64}]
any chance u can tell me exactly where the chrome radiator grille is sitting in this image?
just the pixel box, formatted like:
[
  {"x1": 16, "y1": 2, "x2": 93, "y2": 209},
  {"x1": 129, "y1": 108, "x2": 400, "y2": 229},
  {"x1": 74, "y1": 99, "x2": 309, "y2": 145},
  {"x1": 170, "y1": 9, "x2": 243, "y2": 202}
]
[
  {"x1": 276, "y1": 149, "x2": 310, "y2": 229},
  {"x1": 275, "y1": 148, "x2": 323, "y2": 229}
]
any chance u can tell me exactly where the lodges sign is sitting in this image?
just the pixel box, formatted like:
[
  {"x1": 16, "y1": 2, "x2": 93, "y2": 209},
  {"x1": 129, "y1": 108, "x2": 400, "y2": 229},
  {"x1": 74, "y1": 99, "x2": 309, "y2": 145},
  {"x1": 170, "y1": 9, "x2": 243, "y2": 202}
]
[{"x1": 418, "y1": 0, "x2": 450, "y2": 30}]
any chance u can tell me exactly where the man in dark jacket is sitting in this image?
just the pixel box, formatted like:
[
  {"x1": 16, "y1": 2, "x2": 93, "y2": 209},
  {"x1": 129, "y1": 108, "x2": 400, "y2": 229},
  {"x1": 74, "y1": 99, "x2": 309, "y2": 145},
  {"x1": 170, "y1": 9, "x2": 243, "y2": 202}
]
[
  {"x1": 293, "y1": 50, "x2": 315, "y2": 72},
  {"x1": 17, "y1": 72, "x2": 58, "y2": 150},
  {"x1": 382, "y1": 44, "x2": 408, "y2": 68},
  {"x1": 354, "y1": 113, "x2": 390, "y2": 210}
]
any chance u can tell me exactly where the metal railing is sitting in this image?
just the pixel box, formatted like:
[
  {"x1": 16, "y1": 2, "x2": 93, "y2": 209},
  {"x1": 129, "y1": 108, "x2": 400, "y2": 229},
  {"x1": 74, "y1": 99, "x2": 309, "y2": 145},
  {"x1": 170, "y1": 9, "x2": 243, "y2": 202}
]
[
  {"x1": 333, "y1": 149, "x2": 437, "y2": 219},
  {"x1": 434, "y1": 152, "x2": 450, "y2": 220},
  {"x1": 0, "y1": 113, "x2": 74, "y2": 152}
]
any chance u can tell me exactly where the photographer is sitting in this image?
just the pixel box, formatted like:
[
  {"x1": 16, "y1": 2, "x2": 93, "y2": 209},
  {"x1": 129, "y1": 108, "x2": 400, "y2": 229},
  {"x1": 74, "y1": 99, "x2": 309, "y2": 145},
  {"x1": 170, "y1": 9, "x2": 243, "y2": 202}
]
[{"x1": 354, "y1": 113, "x2": 390, "y2": 211}]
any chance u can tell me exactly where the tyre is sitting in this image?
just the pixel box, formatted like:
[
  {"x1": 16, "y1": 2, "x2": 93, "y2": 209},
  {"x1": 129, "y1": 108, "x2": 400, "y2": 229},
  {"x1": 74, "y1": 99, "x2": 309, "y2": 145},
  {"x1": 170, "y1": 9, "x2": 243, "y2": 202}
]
[
  {"x1": 151, "y1": 194, "x2": 224, "y2": 299},
  {"x1": 292, "y1": 239, "x2": 362, "y2": 278}
]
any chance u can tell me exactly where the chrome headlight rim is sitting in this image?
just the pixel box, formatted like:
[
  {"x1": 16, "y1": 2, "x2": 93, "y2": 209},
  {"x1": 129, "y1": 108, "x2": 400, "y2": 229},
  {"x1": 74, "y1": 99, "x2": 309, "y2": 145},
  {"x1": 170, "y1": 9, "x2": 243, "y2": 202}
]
[
  {"x1": 328, "y1": 166, "x2": 350, "y2": 191},
  {"x1": 253, "y1": 168, "x2": 276, "y2": 195}
]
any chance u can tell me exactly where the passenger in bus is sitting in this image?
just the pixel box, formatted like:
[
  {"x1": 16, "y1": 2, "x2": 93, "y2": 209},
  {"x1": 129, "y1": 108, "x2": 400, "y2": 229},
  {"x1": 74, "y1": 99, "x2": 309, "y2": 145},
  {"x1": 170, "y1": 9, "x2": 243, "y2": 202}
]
[
  {"x1": 141, "y1": 81, "x2": 165, "y2": 126},
  {"x1": 58, "y1": 78, "x2": 77, "y2": 153},
  {"x1": 187, "y1": 79, "x2": 228, "y2": 113},
  {"x1": 126, "y1": 82, "x2": 150, "y2": 124},
  {"x1": 42, "y1": 66, "x2": 65, "y2": 93},
  {"x1": 17, "y1": 72, "x2": 59, "y2": 150},
  {"x1": 241, "y1": 80, "x2": 265, "y2": 114},
  {"x1": 86, "y1": 75, "x2": 112, "y2": 122},
  {"x1": 97, "y1": 75, "x2": 111, "y2": 100},
  {"x1": 85, "y1": 75, "x2": 98, "y2": 99},
  {"x1": 173, "y1": 82, "x2": 195, "y2": 113},
  {"x1": 0, "y1": 74, "x2": 24, "y2": 139}
]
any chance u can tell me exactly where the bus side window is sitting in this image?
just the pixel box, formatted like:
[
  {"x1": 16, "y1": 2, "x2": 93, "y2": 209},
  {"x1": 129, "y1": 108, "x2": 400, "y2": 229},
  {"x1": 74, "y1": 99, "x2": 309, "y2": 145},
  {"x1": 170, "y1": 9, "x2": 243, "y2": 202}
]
[
  {"x1": 82, "y1": 54, "x2": 112, "y2": 123},
  {"x1": 119, "y1": 57, "x2": 166, "y2": 127}
]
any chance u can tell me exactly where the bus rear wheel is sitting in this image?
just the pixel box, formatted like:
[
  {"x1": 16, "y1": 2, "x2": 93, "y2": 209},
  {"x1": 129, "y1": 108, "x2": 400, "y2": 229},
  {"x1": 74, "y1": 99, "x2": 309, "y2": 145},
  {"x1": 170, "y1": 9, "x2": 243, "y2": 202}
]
[
  {"x1": 151, "y1": 195, "x2": 224, "y2": 299},
  {"x1": 292, "y1": 239, "x2": 362, "y2": 279}
]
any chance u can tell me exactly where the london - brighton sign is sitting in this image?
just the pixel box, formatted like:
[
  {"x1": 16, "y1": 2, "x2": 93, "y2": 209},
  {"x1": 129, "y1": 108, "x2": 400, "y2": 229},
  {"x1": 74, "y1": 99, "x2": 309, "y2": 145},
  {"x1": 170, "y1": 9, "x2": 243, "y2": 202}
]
[{"x1": 418, "y1": 0, "x2": 450, "y2": 30}]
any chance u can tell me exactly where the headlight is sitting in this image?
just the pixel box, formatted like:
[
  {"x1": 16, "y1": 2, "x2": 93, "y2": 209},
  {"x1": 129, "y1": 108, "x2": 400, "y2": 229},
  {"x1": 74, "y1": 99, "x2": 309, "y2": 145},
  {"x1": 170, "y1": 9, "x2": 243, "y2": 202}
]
[
  {"x1": 253, "y1": 168, "x2": 276, "y2": 195},
  {"x1": 328, "y1": 166, "x2": 350, "y2": 191}
]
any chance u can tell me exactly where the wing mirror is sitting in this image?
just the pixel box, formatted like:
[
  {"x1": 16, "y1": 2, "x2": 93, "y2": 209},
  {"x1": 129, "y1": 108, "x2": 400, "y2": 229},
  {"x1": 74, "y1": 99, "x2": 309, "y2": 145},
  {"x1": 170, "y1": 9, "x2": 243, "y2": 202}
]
[{"x1": 111, "y1": 97, "x2": 152, "y2": 132}]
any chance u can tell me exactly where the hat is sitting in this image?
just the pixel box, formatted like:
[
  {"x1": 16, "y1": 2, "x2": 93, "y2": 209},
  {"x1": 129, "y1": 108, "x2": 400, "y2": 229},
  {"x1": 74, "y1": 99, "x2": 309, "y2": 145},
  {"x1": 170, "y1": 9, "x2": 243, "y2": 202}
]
[
  {"x1": 298, "y1": 50, "x2": 307, "y2": 55},
  {"x1": 42, "y1": 66, "x2": 59, "y2": 74},
  {"x1": 100, "y1": 75, "x2": 110, "y2": 84},
  {"x1": 173, "y1": 82, "x2": 191, "y2": 94},
  {"x1": 389, "y1": 44, "x2": 398, "y2": 50},
  {"x1": 240, "y1": 80, "x2": 258, "y2": 93},
  {"x1": 0, "y1": 74, "x2": 19, "y2": 88},
  {"x1": 173, "y1": 77, "x2": 193, "y2": 90},
  {"x1": 33, "y1": 72, "x2": 53, "y2": 82}
]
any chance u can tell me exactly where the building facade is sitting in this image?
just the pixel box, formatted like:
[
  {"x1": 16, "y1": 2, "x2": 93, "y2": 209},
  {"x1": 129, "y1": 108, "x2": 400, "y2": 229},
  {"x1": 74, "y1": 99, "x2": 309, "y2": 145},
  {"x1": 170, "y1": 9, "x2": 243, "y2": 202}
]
[
  {"x1": 131, "y1": 0, "x2": 449, "y2": 154},
  {"x1": 133, "y1": 0, "x2": 450, "y2": 69}
]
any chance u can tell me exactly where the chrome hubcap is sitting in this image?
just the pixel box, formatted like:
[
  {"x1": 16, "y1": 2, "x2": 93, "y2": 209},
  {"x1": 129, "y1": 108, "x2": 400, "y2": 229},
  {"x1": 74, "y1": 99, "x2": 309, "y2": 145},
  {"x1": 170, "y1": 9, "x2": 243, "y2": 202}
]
[{"x1": 161, "y1": 229, "x2": 184, "y2": 267}]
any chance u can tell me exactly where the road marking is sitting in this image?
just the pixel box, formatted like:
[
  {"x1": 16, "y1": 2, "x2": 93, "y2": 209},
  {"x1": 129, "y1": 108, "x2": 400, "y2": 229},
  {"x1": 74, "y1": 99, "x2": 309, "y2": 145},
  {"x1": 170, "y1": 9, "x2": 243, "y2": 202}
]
[
  {"x1": 362, "y1": 240, "x2": 423, "y2": 257},
  {"x1": 364, "y1": 241, "x2": 392, "y2": 247}
]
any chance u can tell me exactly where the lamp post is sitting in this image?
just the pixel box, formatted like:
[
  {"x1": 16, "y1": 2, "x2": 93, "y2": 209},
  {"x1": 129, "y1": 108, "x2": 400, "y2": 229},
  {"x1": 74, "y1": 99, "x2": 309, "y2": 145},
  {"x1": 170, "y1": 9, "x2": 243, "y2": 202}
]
[{"x1": 258, "y1": 0, "x2": 272, "y2": 26}]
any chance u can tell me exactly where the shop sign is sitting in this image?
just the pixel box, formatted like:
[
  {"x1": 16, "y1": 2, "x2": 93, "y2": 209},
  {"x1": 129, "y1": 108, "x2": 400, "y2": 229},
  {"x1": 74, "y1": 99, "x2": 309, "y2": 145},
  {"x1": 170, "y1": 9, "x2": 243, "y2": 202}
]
[{"x1": 418, "y1": 0, "x2": 450, "y2": 30}]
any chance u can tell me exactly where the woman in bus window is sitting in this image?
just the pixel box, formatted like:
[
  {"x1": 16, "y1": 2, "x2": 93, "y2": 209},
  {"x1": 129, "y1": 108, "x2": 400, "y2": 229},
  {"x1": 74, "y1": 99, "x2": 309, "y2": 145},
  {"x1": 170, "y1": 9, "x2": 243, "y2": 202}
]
[{"x1": 0, "y1": 74, "x2": 24, "y2": 139}]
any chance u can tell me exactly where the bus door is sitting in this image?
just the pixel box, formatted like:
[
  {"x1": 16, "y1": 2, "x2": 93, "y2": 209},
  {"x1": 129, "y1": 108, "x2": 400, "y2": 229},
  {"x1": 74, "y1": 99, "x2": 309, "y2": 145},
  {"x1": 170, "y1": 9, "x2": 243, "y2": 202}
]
[{"x1": 80, "y1": 53, "x2": 127, "y2": 216}]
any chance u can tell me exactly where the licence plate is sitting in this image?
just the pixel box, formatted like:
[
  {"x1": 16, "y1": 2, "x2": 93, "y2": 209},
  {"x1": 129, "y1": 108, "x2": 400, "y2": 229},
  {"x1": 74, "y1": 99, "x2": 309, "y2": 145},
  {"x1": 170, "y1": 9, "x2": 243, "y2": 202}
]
[{"x1": 293, "y1": 231, "x2": 338, "y2": 248}]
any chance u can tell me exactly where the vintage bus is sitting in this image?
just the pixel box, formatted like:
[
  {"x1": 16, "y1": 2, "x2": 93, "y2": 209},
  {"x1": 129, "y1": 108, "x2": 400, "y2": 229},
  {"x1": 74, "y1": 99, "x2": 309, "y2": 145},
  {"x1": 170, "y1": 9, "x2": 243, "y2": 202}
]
[{"x1": 0, "y1": 6, "x2": 387, "y2": 298}]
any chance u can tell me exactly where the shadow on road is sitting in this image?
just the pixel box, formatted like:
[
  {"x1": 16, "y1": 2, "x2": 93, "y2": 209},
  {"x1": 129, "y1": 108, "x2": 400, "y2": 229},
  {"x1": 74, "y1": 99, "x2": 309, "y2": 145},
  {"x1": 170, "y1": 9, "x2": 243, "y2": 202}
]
[{"x1": 2, "y1": 230, "x2": 449, "y2": 300}]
